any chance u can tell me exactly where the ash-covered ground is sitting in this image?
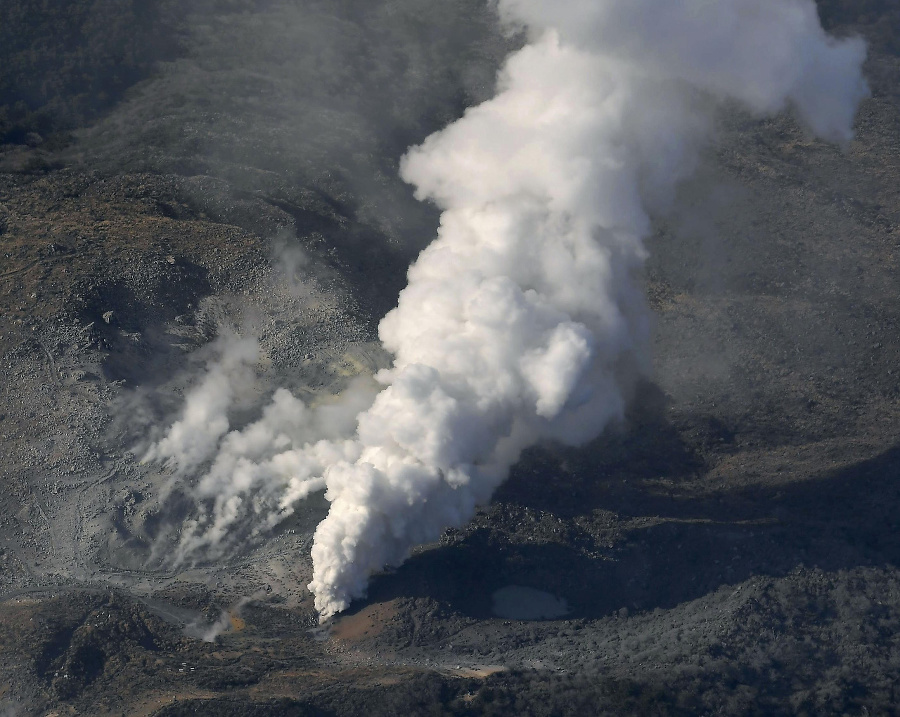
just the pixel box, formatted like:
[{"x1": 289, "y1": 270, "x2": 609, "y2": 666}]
[{"x1": 1, "y1": 1, "x2": 899, "y2": 715}]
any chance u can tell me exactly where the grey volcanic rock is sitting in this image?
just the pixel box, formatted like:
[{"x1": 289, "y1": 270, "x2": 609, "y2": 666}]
[{"x1": 0, "y1": 1, "x2": 899, "y2": 715}]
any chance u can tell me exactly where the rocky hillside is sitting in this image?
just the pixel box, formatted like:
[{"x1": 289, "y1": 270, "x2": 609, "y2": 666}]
[{"x1": 1, "y1": 1, "x2": 899, "y2": 715}]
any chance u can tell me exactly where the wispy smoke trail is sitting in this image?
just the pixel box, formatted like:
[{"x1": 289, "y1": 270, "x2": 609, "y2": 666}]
[
  {"x1": 143, "y1": 334, "x2": 260, "y2": 474},
  {"x1": 147, "y1": 0, "x2": 867, "y2": 619}
]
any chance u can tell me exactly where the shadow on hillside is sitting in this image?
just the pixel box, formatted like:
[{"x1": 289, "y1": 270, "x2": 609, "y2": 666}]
[{"x1": 359, "y1": 411, "x2": 900, "y2": 620}]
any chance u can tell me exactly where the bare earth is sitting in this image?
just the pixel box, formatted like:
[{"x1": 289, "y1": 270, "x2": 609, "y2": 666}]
[{"x1": 1, "y1": 4, "x2": 899, "y2": 715}]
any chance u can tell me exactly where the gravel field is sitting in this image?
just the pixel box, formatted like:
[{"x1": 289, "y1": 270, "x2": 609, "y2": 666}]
[{"x1": 1, "y1": 2, "x2": 899, "y2": 714}]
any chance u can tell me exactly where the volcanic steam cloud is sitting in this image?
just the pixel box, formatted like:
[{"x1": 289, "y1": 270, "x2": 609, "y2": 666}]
[{"x1": 148, "y1": 0, "x2": 868, "y2": 619}]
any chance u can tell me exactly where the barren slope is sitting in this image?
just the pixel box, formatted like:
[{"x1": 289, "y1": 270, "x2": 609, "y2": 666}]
[{"x1": 0, "y1": 2, "x2": 899, "y2": 715}]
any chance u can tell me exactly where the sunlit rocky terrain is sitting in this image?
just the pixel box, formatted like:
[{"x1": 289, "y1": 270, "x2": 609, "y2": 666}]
[{"x1": 1, "y1": 1, "x2": 899, "y2": 714}]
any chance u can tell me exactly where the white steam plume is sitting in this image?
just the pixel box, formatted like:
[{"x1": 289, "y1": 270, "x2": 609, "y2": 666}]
[
  {"x1": 147, "y1": 0, "x2": 867, "y2": 619},
  {"x1": 172, "y1": 378, "x2": 378, "y2": 561},
  {"x1": 143, "y1": 334, "x2": 260, "y2": 473}
]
